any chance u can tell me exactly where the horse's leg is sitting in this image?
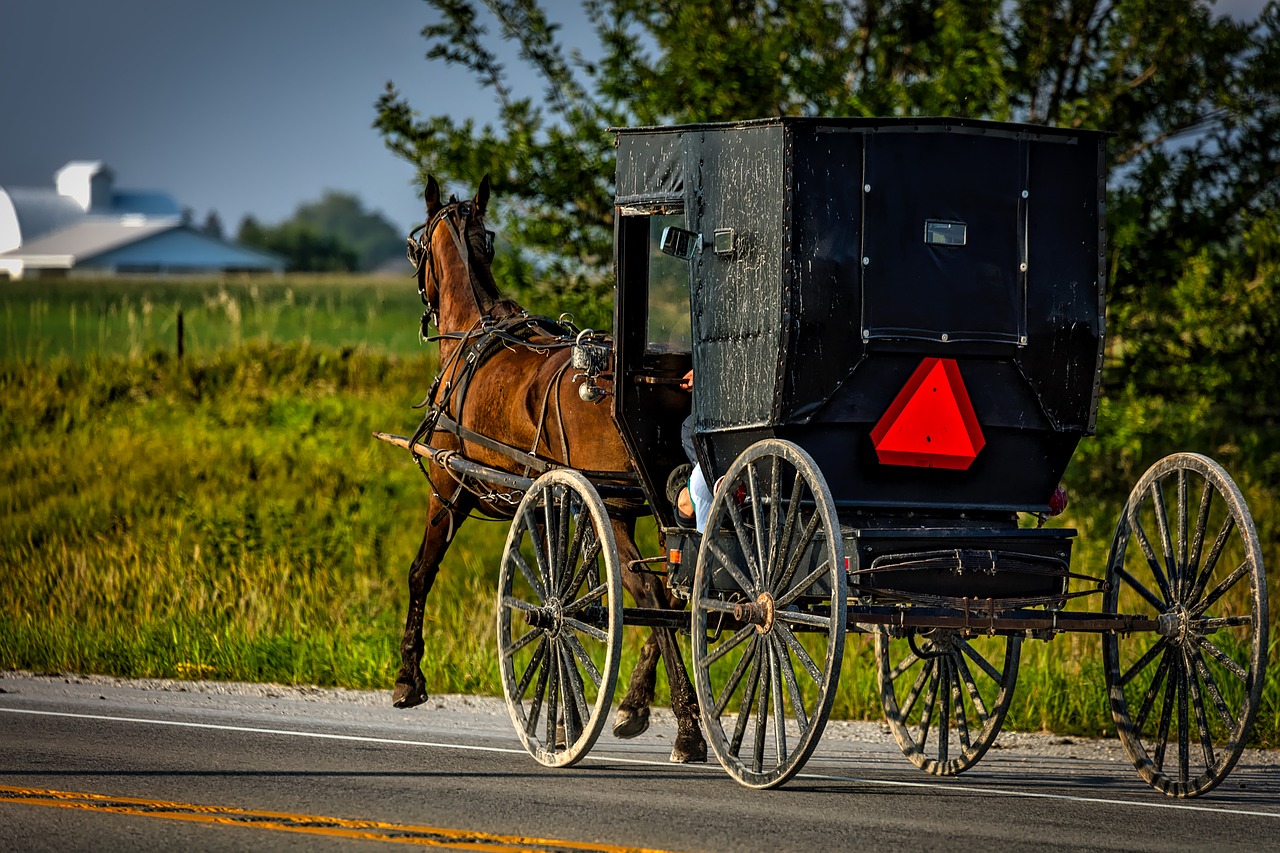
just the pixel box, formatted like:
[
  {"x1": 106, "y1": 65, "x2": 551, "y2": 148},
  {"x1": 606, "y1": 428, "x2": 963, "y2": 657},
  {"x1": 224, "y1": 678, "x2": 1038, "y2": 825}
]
[
  {"x1": 613, "y1": 630, "x2": 659, "y2": 738},
  {"x1": 392, "y1": 489, "x2": 468, "y2": 708},
  {"x1": 612, "y1": 518, "x2": 707, "y2": 763}
]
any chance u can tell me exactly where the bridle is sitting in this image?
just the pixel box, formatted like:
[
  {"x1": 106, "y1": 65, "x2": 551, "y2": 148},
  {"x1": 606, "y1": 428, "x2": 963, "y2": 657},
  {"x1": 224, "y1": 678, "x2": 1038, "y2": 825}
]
[{"x1": 406, "y1": 197, "x2": 496, "y2": 332}]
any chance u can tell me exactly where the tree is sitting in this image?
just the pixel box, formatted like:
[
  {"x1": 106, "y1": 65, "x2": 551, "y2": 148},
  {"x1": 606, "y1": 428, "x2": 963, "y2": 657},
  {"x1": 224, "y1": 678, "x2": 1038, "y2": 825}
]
[
  {"x1": 236, "y1": 216, "x2": 359, "y2": 273},
  {"x1": 376, "y1": 0, "x2": 1277, "y2": 290},
  {"x1": 290, "y1": 191, "x2": 405, "y2": 271},
  {"x1": 234, "y1": 192, "x2": 404, "y2": 273},
  {"x1": 201, "y1": 211, "x2": 225, "y2": 241}
]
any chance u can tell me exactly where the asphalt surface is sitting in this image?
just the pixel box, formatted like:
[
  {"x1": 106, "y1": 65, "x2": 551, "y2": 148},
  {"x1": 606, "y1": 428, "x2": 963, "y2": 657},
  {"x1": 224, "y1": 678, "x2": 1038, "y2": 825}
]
[{"x1": 1, "y1": 671, "x2": 1277, "y2": 852}]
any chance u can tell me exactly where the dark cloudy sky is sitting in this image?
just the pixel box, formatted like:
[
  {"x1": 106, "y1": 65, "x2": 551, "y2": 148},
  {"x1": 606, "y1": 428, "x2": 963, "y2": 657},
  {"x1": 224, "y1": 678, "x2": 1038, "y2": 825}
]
[
  {"x1": 0, "y1": 0, "x2": 592, "y2": 234},
  {"x1": 0, "y1": 1, "x2": 1266, "y2": 236}
]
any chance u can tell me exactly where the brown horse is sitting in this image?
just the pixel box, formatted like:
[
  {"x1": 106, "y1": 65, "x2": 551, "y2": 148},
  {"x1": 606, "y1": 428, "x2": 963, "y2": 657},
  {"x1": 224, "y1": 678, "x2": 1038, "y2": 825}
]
[{"x1": 390, "y1": 174, "x2": 706, "y2": 763}]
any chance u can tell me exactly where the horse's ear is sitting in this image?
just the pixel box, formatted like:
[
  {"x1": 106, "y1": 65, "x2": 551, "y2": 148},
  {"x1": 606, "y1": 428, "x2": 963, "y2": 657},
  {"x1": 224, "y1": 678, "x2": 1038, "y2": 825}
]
[
  {"x1": 425, "y1": 175, "x2": 442, "y2": 218},
  {"x1": 474, "y1": 174, "x2": 490, "y2": 216}
]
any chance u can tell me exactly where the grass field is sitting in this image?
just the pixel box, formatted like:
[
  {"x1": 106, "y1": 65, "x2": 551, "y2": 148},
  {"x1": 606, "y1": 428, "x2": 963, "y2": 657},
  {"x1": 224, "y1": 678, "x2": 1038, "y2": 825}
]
[{"x1": 2, "y1": 275, "x2": 1275, "y2": 747}]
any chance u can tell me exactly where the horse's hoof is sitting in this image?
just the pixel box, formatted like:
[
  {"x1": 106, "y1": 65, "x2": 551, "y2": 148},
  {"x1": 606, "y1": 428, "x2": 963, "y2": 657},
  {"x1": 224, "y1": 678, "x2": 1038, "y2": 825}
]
[
  {"x1": 669, "y1": 742, "x2": 708, "y2": 764},
  {"x1": 392, "y1": 681, "x2": 427, "y2": 709},
  {"x1": 669, "y1": 733, "x2": 707, "y2": 764},
  {"x1": 612, "y1": 706, "x2": 650, "y2": 739}
]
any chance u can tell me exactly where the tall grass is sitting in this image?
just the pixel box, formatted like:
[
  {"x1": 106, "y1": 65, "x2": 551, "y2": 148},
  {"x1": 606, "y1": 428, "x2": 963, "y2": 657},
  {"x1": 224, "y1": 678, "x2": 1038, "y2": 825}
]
[{"x1": 1, "y1": 276, "x2": 1275, "y2": 746}]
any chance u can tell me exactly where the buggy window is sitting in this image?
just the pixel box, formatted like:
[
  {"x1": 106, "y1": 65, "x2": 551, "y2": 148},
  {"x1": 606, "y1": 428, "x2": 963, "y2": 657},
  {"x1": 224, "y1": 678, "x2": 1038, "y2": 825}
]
[{"x1": 646, "y1": 214, "x2": 692, "y2": 352}]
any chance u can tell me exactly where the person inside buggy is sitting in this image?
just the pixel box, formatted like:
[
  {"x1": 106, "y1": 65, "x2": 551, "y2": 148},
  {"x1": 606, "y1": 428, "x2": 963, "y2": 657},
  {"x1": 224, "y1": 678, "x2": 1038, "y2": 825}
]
[{"x1": 666, "y1": 370, "x2": 713, "y2": 531}]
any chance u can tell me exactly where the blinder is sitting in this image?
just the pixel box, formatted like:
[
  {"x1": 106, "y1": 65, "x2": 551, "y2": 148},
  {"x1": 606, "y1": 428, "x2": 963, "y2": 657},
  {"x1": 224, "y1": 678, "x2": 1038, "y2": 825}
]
[{"x1": 406, "y1": 198, "x2": 497, "y2": 310}]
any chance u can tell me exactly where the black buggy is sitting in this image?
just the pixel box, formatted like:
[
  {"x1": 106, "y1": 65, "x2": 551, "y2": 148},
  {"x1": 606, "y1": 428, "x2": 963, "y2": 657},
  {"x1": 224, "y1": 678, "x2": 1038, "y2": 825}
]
[{"x1": 486, "y1": 117, "x2": 1269, "y2": 797}]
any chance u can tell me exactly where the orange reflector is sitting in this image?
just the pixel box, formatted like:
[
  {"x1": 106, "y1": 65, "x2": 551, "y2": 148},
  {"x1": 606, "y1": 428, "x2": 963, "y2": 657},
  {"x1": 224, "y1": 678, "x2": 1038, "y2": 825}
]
[
  {"x1": 870, "y1": 357, "x2": 985, "y2": 470},
  {"x1": 668, "y1": 549, "x2": 682, "y2": 565}
]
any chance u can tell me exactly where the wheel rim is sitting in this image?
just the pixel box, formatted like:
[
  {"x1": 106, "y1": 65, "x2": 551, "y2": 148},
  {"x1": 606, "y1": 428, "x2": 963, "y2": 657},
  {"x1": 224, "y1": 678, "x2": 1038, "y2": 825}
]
[
  {"x1": 1102, "y1": 453, "x2": 1268, "y2": 797},
  {"x1": 692, "y1": 439, "x2": 847, "y2": 789},
  {"x1": 497, "y1": 470, "x2": 622, "y2": 768},
  {"x1": 876, "y1": 627, "x2": 1020, "y2": 775}
]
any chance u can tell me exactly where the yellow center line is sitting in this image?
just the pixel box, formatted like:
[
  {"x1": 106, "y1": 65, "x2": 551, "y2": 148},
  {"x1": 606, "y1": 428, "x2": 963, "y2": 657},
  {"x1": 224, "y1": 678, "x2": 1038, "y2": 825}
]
[{"x1": 0, "y1": 786, "x2": 679, "y2": 853}]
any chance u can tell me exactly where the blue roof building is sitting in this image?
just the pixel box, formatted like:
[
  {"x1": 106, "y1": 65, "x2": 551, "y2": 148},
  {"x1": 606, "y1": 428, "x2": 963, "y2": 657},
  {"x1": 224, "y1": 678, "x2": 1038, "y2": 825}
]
[{"x1": 0, "y1": 161, "x2": 283, "y2": 279}]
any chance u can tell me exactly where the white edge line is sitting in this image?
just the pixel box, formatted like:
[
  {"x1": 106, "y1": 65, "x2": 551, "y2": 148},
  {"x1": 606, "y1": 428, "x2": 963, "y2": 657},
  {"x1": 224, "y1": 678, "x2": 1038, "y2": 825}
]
[{"x1": 2, "y1": 707, "x2": 1277, "y2": 819}]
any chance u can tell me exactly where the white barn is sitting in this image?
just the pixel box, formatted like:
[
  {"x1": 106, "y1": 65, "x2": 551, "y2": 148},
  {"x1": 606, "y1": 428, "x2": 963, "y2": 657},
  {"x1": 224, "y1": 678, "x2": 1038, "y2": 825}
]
[{"x1": 0, "y1": 162, "x2": 283, "y2": 279}]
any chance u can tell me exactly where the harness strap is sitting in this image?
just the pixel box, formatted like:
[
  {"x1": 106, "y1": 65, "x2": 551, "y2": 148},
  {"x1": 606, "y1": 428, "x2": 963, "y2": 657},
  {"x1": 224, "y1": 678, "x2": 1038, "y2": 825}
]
[{"x1": 435, "y1": 412, "x2": 557, "y2": 474}]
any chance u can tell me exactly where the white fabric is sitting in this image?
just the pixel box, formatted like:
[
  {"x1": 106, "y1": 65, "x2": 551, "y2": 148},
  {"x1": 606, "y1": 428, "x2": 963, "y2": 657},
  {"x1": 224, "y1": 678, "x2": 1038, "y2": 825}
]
[{"x1": 689, "y1": 463, "x2": 713, "y2": 532}]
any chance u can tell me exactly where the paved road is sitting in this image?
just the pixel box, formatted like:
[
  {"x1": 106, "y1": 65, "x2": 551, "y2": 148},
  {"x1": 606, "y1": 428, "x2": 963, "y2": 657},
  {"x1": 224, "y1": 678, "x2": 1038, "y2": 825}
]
[{"x1": 1, "y1": 672, "x2": 1277, "y2": 851}]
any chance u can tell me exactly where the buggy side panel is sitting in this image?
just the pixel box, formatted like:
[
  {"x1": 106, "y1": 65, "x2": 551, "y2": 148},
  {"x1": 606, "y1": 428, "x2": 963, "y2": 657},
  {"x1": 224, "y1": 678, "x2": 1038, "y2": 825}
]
[{"x1": 686, "y1": 125, "x2": 786, "y2": 436}]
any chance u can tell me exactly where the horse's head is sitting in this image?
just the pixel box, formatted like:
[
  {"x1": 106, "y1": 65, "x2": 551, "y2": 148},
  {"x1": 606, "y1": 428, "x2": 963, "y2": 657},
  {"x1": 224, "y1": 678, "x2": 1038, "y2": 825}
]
[{"x1": 408, "y1": 174, "x2": 503, "y2": 332}]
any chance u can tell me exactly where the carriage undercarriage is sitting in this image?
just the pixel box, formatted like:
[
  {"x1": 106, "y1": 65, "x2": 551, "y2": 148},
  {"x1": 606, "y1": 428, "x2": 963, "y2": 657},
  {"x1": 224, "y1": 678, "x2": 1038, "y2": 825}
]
[{"x1": 378, "y1": 428, "x2": 1268, "y2": 798}]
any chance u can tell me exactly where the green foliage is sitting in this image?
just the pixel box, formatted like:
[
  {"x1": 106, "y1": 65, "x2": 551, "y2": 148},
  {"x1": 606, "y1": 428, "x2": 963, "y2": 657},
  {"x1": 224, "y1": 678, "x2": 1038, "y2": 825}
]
[
  {"x1": 235, "y1": 191, "x2": 406, "y2": 273},
  {"x1": 376, "y1": 0, "x2": 1277, "y2": 292},
  {"x1": 289, "y1": 190, "x2": 407, "y2": 271},
  {"x1": 238, "y1": 217, "x2": 359, "y2": 273}
]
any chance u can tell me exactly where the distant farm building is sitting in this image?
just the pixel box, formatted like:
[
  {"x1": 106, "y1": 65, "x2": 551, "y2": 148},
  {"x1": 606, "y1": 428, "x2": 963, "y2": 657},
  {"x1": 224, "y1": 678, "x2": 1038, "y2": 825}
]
[{"x1": 0, "y1": 162, "x2": 284, "y2": 279}]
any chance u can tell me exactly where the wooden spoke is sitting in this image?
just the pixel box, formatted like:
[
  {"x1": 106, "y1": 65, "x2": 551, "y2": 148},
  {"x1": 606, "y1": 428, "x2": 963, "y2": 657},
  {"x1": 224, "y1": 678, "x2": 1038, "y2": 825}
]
[
  {"x1": 1187, "y1": 477, "x2": 1214, "y2": 586},
  {"x1": 1192, "y1": 634, "x2": 1247, "y2": 682},
  {"x1": 773, "y1": 633, "x2": 809, "y2": 732},
  {"x1": 1102, "y1": 453, "x2": 1267, "y2": 797},
  {"x1": 764, "y1": 454, "x2": 782, "y2": 589},
  {"x1": 768, "y1": 470, "x2": 805, "y2": 592},
  {"x1": 1114, "y1": 564, "x2": 1171, "y2": 613},
  {"x1": 1130, "y1": 511, "x2": 1174, "y2": 604},
  {"x1": 704, "y1": 624, "x2": 755, "y2": 668},
  {"x1": 776, "y1": 622, "x2": 821, "y2": 683},
  {"x1": 1190, "y1": 647, "x2": 1238, "y2": 732},
  {"x1": 1183, "y1": 649, "x2": 1214, "y2": 771},
  {"x1": 953, "y1": 652, "x2": 991, "y2": 725},
  {"x1": 712, "y1": 635, "x2": 759, "y2": 720},
  {"x1": 1150, "y1": 480, "x2": 1179, "y2": 599},
  {"x1": 512, "y1": 638, "x2": 547, "y2": 703},
  {"x1": 510, "y1": 549, "x2": 547, "y2": 604},
  {"x1": 498, "y1": 470, "x2": 620, "y2": 768},
  {"x1": 775, "y1": 561, "x2": 832, "y2": 609},
  {"x1": 563, "y1": 632, "x2": 603, "y2": 688},
  {"x1": 502, "y1": 624, "x2": 541, "y2": 658},
  {"x1": 878, "y1": 629, "x2": 1020, "y2": 776},
  {"x1": 1133, "y1": 652, "x2": 1172, "y2": 734},
  {"x1": 1187, "y1": 515, "x2": 1235, "y2": 605},
  {"x1": 1118, "y1": 637, "x2": 1169, "y2": 688},
  {"x1": 705, "y1": 537, "x2": 756, "y2": 597},
  {"x1": 692, "y1": 439, "x2": 845, "y2": 789},
  {"x1": 746, "y1": 461, "x2": 767, "y2": 579},
  {"x1": 562, "y1": 616, "x2": 608, "y2": 642},
  {"x1": 1191, "y1": 560, "x2": 1250, "y2": 618},
  {"x1": 728, "y1": 647, "x2": 763, "y2": 759}
]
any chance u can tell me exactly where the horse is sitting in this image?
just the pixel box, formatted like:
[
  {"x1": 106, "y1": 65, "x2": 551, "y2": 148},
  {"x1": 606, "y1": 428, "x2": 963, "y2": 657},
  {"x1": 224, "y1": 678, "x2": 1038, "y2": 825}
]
[{"x1": 390, "y1": 174, "x2": 706, "y2": 764}]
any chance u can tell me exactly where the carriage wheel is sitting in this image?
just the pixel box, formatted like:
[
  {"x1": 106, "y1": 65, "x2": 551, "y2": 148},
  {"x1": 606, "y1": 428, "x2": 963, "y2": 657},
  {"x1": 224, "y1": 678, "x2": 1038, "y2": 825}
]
[
  {"x1": 1102, "y1": 453, "x2": 1268, "y2": 798},
  {"x1": 497, "y1": 470, "x2": 622, "y2": 768},
  {"x1": 691, "y1": 439, "x2": 847, "y2": 789},
  {"x1": 875, "y1": 628, "x2": 1020, "y2": 775}
]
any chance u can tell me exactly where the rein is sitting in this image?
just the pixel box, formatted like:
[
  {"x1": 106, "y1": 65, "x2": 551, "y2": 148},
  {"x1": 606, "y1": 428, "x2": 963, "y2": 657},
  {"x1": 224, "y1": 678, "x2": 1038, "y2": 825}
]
[{"x1": 407, "y1": 198, "x2": 495, "y2": 332}]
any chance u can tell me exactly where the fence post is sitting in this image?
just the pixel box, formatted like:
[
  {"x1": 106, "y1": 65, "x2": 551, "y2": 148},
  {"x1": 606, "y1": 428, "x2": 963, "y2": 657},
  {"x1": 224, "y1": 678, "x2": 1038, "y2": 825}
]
[{"x1": 177, "y1": 309, "x2": 185, "y2": 361}]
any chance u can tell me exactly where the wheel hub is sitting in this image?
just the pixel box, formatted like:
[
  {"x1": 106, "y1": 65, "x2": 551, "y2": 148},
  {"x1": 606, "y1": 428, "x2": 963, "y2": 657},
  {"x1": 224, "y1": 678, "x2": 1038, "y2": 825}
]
[
  {"x1": 1156, "y1": 603, "x2": 1192, "y2": 645},
  {"x1": 734, "y1": 592, "x2": 776, "y2": 633},
  {"x1": 525, "y1": 597, "x2": 565, "y2": 637}
]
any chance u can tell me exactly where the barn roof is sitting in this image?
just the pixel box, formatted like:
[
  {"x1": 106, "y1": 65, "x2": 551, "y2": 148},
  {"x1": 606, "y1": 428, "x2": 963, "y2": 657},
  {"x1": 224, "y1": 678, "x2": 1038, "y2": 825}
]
[{"x1": 6, "y1": 218, "x2": 179, "y2": 266}]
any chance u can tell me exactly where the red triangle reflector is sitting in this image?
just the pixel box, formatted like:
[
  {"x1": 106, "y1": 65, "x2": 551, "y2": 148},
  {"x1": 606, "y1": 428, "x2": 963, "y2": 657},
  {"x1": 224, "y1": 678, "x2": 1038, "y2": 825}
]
[{"x1": 870, "y1": 358, "x2": 985, "y2": 470}]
